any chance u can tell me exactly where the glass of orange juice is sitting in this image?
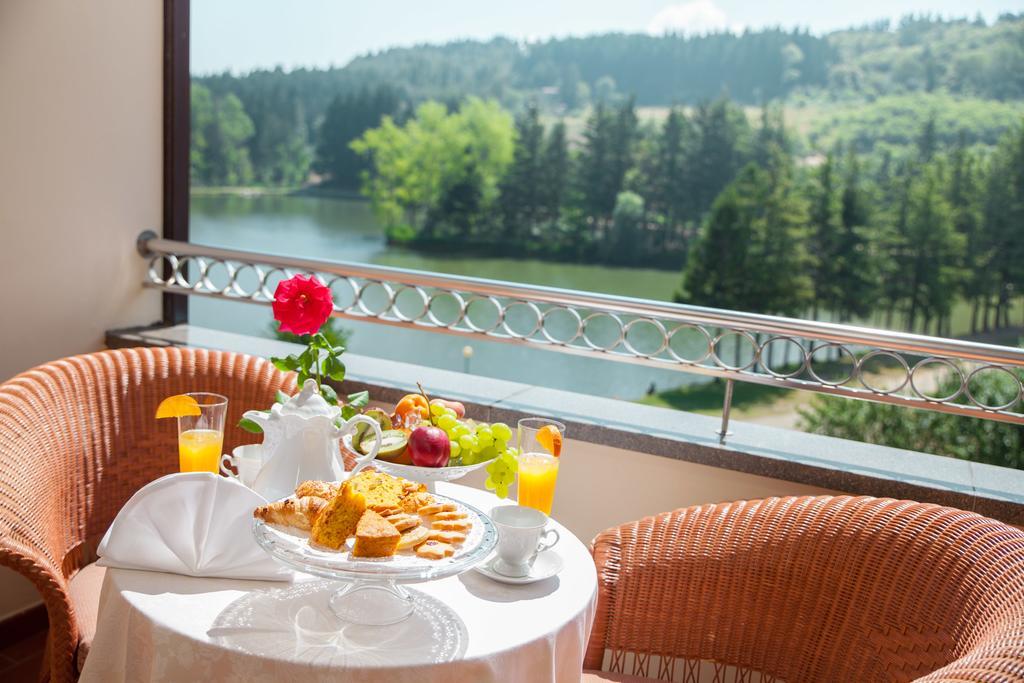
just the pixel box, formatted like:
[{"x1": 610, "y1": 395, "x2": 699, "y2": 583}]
[
  {"x1": 516, "y1": 417, "x2": 565, "y2": 516},
  {"x1": 177, "y1": 393, "x2": 227, "y2": 473}
]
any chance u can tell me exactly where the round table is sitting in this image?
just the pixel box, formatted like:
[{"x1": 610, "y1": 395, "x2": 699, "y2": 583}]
[{"x1": 79, "y1": 483, "x2": 598, "y2": 683}]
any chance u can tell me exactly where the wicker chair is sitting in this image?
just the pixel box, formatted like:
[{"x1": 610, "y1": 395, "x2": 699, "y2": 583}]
[
  {"x1": 0, "y1": 347, "x2": 298, "y2": 682},
  {"x1": 583, "y1": 496, "x2": 1024, "y2": 683}
]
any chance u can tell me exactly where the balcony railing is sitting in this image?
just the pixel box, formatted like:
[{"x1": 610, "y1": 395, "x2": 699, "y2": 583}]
[{"x1": 138, "y1": 232, "x2": 1024, "y2": 437}]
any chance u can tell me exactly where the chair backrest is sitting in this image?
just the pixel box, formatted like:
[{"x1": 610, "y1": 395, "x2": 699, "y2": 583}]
[
  {"x1": 585, "y1": 496, "x2": 1024, "y2": 683},
  {"x1": 0, "y1": 347, "x2": 296, "y2": 682}
]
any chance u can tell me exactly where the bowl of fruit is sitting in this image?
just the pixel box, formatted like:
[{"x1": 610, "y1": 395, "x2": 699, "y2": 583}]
[{"x1": 343, "y1": 385, "x2": 518, "y2": 495}]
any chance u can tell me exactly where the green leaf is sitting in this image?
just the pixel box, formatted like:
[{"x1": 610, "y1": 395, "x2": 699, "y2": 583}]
[
  {"x1": 346, "y1": 390, "x2": 369, "y2": 409},
  {"x1": 313, "y1": 333, "x2": 331, "y2": 349},
  {"x1": 296, "y1": 371, "x2": 311, "y2": 386},
  {"x1": 325, "y1": 355, "x2": 346, "y2": 382},
  {"x1": 275, "y1": 390, "x2": 290, "y2": 404},
  {"x1": 271, "y1": 355, "x2": 300, "y2": 372},
  {"x1": 319, "y1": 383, "x2": 338, "y2": 405},
  {"x1": 331, "y1": 345, "x2": 346, "y2": 356},
  {"x1": 297, "y1": 347, "x2": 315, "y2": 373},
  {"x1": 237, "y1": 417, "x2": 264, "y2": 434},
  {"x1": 340, "y1": 405, "x2": 358, "y2": 420}
]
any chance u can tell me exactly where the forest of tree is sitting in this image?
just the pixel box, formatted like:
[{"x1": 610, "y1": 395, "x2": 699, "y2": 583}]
[
  {"x1": 351, "y1": 95, "x2": 1024, "y2": 336},
  {"x1": 187, "y1": 12, "x2": 1024, "y2": 337},
  {"x1": 189, "y1": 14, "x2": 1024, "y2": 188}
]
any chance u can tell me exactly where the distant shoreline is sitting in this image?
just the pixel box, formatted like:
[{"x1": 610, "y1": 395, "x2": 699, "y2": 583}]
[{"x1": 190, "y1": 185, "x2": 366, "y2": 201}]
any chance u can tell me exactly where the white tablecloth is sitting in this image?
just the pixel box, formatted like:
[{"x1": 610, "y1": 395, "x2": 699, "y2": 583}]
[{"x1": 80, "y1": 483, "x2": 598, "y2": 683}]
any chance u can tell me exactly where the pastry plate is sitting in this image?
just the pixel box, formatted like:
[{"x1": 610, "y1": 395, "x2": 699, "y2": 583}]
[{"x1": 253, "y1": 490, "x2": 497, "y2": 583}]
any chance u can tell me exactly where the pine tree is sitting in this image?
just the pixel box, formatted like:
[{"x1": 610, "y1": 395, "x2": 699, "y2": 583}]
[
  {"x1": 806, "y1": 153, "x2": 843, "y2": 318},
  {"x1": 948, "y1": 132, "x2": 988, "y2": 332},
  {"x1": 918, "y1": 113, "x2": 938, "y2": 163},
  {"x1": 834, "y1": 151, "x2": 880, "y2": 320},
  {"x1": 576, "y1": 103, "x2": 614, "y2": 223},
  {"x1": 904, "y1": 162, "x2": 964, "y2": 333},
  {"x1": 644, "y1": 107, "x2": 695, "y2": 248},
  {"x1": 609, "y1": 191, "x2": 645, "y2": 264},
  {"x1": 748, "y1": 150, "x2": 814, "y2": 316},
  {"x1": 538, "y1": 122, "x2": 569, "y2": 228},
  {"x1": 498, "y1": 104, "x2": 545, "y2": 242},
  {"x1": 315, "y1": 85, "x2": 406, "y2": 189},
  {"x1": 677, "y1": 169, "x2": 755, "y2": 311},
  {"x1": 689, "y1": 97, "x2": 751, "y2": 219},
  {"x1": 679, "y1": 157, "x2": 811, "y2": 317},
  {"x1": 981, "y1": 123, "x2": 1024, "y2": 329}
]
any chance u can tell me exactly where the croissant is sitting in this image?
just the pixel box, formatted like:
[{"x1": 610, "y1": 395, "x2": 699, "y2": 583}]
[{"x1": 254, "y1": 496, "x2": 327, "y2": 531}]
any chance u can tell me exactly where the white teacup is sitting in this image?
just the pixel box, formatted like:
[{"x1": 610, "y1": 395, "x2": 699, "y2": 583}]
[
  {"x1": 220, "y1": 445, "x2": 264, "y2": 489},
  {"x1": 491, "y1": 505, "x2": 560, "y2": 578}
]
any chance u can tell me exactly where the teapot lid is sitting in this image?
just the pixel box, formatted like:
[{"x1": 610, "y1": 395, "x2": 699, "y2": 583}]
[{"x1": 276, "y1": 379, "x2": 341, "y2": 420}]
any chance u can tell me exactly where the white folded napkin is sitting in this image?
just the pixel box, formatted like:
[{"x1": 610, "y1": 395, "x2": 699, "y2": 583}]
[{"x1": 97, "y1": 472, "x2": 291, "y2": 581}]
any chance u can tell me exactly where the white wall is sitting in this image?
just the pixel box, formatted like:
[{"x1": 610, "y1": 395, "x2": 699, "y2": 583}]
[{"x1": 0, "y1": 0, "x2": 163, "y2": 619}]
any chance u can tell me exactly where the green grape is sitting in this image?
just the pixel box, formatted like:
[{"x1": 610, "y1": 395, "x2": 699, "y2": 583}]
[
  {"x1": 494, "y1": 438, "x2": 507, "y2": 453},
  {"x1": 458, "y1": 434, "x2": 478, "y2": 451},
  {"x1": 485, "y1": 450, "x2": 517, "y2": 499},
  {"x1": 475, "y1": 422, "x2": 491, "y2": 433},
  {"x1": 449, "y1": 440, "x2": 461, "y2": 457},
  {"x1": 443, "y1": 407, "x2": 457, "y2": 418},
  {"x1": 437, "y1": 414, "x2": 457, "y2": 431},
  {"x1": 430, "y1": 403, "x2": 446, "y2": 418},
  {"x1": 478, "y1": 445, "x2": 498, "y2": 462},
  {"x1": 491, "y1": 423, "x2": 513, "y2": 442},
  {"x1": 477, "y1": 431, "x2": 494, "y2": 447},
  {"x1": 451, "y1": 424, "x2": 471, "y2": 439}
]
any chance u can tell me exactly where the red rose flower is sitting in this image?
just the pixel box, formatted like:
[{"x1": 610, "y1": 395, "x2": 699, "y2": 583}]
[{"x1": 272, "y1": 275, "x2": 334, "y2": 336}]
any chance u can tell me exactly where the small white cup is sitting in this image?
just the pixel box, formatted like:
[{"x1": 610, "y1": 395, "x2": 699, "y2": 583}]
[
  {"x1": 491, "y1": 505, "x2": 560, "y2": 578},
  {"x1": 220, "y1": 444, "x2": 264, "y2": 489}
]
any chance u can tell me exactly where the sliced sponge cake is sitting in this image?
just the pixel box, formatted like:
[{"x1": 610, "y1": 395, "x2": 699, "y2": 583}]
[
  {"x1": 352, "y1": 510, "x2": 401, "y2": 558},
  {"x1": 310, "y1": 485, "x2": 366, "y2": 550}
]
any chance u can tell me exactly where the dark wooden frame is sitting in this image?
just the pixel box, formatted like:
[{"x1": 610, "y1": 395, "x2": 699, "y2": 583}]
[{"x1": 163, "y1": 0, "x2": 190, "y2": 325}]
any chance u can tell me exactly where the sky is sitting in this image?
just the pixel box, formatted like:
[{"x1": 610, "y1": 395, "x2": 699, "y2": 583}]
[{"x1": 191, "y1": 0, "x2": 1021, "y2": 75}]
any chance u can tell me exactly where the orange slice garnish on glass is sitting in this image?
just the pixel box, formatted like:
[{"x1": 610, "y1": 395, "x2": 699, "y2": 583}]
[
  {"x1": 155, "y1": 394, "x2": 201, "y2": 419},
  {"x1": 537, "y1": 425, "x2": 563, "y2": 457}
]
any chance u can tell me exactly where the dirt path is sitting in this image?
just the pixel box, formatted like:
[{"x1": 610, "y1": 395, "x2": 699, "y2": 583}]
[{"x1": 731, "y1": 363, "x2": 946, "y2": 429}]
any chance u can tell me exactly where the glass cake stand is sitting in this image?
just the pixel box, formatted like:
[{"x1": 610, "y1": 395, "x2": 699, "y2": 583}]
[{"x1": 252, "y1": 491, "x2": 496, "y2": 626}]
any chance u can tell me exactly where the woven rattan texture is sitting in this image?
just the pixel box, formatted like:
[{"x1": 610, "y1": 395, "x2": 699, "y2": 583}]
[
  {"x1": 585, "y1": 496, "x2": 1024, "y2": 683},
  {"x1": 0, "y1": 347, "x2": 300, "y2": 682}
]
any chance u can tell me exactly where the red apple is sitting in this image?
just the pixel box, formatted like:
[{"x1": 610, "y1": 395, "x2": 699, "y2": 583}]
[
  {"x1": 408, "y1": 425, "x2": 450, "y2": 468},
  {"x1": 430, "y1": 398, "x2": 466, "y2": 418}
]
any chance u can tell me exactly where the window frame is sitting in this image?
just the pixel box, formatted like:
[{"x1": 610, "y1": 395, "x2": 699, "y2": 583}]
[{"x1": 163, "y1": 0, "x2": 191, "y2": 325}]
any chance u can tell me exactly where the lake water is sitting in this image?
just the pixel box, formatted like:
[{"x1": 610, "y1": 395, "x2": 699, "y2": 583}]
[{"x1": 190, "y1": 193, "x2": 699, "y2": 400}]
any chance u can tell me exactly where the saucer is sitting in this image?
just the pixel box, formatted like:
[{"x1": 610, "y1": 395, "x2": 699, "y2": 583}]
[{"x1": 474, "y1": 550, "x2": 563, "y2": 585}]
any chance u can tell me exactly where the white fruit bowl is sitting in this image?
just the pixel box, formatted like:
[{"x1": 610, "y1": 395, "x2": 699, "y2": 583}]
[{"x1": 342, "y1": 434, "x2": 491, "y2": 489}]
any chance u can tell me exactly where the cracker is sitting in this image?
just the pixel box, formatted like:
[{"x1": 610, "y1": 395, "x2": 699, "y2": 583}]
[
  {"x1": 427, "y1": 529, "x2": 467, "y2": 545},
  {"x1": 415, "y1": 540, "x2": 455, "y2": 559},
  {"x1": 419, "y1": 502, "x2": 457, "y2": 515},
  {"x1": 396, "y1": 526, "x2": 431, "y2": 550},
  {"x1": 432, "y1": 519, "x2": 472, "y2": 532}
]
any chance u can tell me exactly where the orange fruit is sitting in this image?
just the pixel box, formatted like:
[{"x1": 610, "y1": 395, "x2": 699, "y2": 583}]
[
  {"x1": 394, "y1": 395, "x2": 429, "y2": 425},
  {"x1": 536, "y1": 425, "x2": 563, "y2": 457},
  {"x1": 155, "y1": 394, "x2": 201, "y2": 419}
]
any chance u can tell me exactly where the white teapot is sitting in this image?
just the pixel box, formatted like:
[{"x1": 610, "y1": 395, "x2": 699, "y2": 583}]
[{"x1": 244, "y1": 379, "x2": 382, "y2": 501}]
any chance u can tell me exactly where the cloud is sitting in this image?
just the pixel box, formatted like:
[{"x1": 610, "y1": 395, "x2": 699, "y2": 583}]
[{"x1": 647, "y1": 0, "x2": 739, "y2": 36}]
